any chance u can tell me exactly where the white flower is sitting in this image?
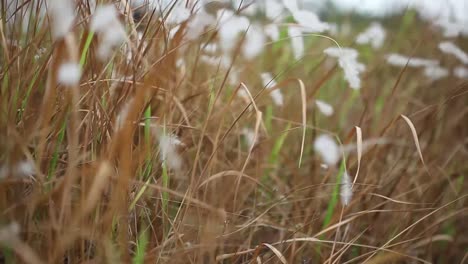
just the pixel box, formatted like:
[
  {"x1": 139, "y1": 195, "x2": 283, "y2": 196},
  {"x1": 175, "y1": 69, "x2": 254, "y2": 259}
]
[
  {"x1": 291, "y1": 10, "x2": 331, "y2": 33},
  {"x1": 158, "y1": 134, "x2": 183, "y2": 171},
  {"x1": 439, "y1": 41, "x2": 468, "y2": 64},
  {"x1": 433, "y1": 18, "x2": 465, "y2": 38},
  {"x1": 242, "y1": 128, "x2": 257, "y2": 149},
  {"x1": 454, "y1": 66, "x2": 468, "y2": 79},
  {"x1": 281, "y1": 0, "x2": 298, "y2": 13},
  {"x1": 265, "y1": 0, "x2": 284, "y2": 21},
  {"x1": 356, "y1": 22, "x2": 386, "y2": 49},
  {"x1": 14, "y1": 160, "x2": 35, "y2": 178},
  {"x1": 202, "y1": 43, "x2": 218, "y2": 54},
  {"x1": 217, "y1": 10, "x2": 250, "y2": 54},
  {"x1": 91, "y1": 5, "x2": 127, "y2": 60},
  {"x1": 423, "y1": 66, "x2": 449, "y2": 81},
  {"x1": 0, "y1": 160, "x2": 36, "y2": 179},
  {"x1": 0, "y1": 221, "x2": 20, "y2": 242},
  {"x1": 324, "y1": 47, "x2": 365, "y2": 90},
  {"x1": 185, "y1": 8, "x2": 216, "y2": 40},
  {"x1": 261, "y1": 72, "x2": 283, "y2": 106},
  {"x1": 48, "y1": 0, "x2": 75, "y2": 39},
  {"x1": 386, "y1": 53, "x2": 439, "y2": 68},
  {"x1": 288, "y1": 26, "x2": 304, "y2": 60},
  {"x1": 340, "y1": 171, "x2": 352, "y2": 206},
  {"x1": 270, "y1": 89, "x2": 284, "y2": 107},
  {"x1": 165, "y1": 3, "x2": 191, "y2": 25},
  {"x1": 242, "y1": 25, "x2": 266, "y2": 60},
  {"x1": 264, "y1": 24, "x2": 280, "y2": 41},
  {"x1": 58, "y1": 63, "x2": 81, "y2": 86},
  {"x1": 315, "y1": 100, "x2": 334, "y2": 116},
  {"x1": 313, "y1": 134, "x2": 340, "y2": 166}
]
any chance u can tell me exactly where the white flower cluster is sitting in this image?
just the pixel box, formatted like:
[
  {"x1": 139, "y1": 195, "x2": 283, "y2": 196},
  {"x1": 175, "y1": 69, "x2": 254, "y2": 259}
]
[
  {"x1": 386, "y1": 54, "x2": 439, "y2": 68},
  {"x1": 292, "y1": 10, "x2": 331, "y2": 33},
  {"x1": 438, "y1": 41, "x2": 468, "y2": 65},
  {"x1": 386, "y1": 45, "x2": 468, "y2": 80},
  {"x1": 315, "y1": 100, "x2": 334, "y2": 116},
  {"x1": 90, "y1": 5, "x2": 127, "y2": 60},
  {"x1": 288, "y1": 26, "x2": 305, "y2": 60},
  {"x1": 340, "y1": 171, "x2": 353, "y2": 206},
  {"x1": 241, "y1": 128, "x2": 257, "y2": 149},
  {"x1": 216, "y1": 9, "x2": 266, "y2": 60},
  {"x1": 58, "y1": 63, "x2": 82, "y2": 86},
  {"x1": 454, "y1": 66, "x2": 468, "y2": 79},
  {"x1": 423, "y1": 66, "x2": 449, "y2": 81},
  {"x1": 285, "y1": 0, "x2": 332, "y2": 60},
  {"x1": 313, "y1": 134, "x2": 340, "y2": 167},
  {"x1": 433, "y1": 19, "x2": 467, "y2": 38},
  {"x1": 324, "y1": 47, "x2": 365, "y2": 90},
  {"x1": 356, "y1": 22, "x2": 386, "y2": 49},
  {"x1": 158, "y1": 134, "x2": 184, "y2": 171},
  {"x1": 48, "y1": 0, "x2": 75, "y2": 39},
  {"x1": 0, "y1": 160, "x2": 36, "y2": 180}
]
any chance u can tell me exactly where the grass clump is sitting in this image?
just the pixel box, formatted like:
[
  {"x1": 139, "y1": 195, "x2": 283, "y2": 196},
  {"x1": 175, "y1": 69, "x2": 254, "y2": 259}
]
[{"x1": 0, "y1": 1, "x2": 467, "y2": 263}]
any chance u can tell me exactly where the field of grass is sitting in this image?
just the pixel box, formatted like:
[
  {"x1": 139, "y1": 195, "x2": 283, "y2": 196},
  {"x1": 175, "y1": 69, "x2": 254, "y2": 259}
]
[{"x1": 0, "y1": 1, "x2": 467, "y2": 263}]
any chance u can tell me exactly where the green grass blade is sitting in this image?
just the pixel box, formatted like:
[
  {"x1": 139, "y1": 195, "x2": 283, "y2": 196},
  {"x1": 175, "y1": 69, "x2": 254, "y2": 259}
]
[
  {"x1": 80, "y1": 31, "x2": 95, "y2": 67},
  {"x1": 132, "y1": 226, "x2": 149, "y2": 264},
  {"x1": 48, "y1": 118, "x2": 68, "y2": 182}
]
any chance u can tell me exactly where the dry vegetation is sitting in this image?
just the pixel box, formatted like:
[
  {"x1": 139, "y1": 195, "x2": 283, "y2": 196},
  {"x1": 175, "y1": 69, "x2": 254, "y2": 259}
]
[{"x1": 1, "y1": 1, "x2": 467, "y2": 263}]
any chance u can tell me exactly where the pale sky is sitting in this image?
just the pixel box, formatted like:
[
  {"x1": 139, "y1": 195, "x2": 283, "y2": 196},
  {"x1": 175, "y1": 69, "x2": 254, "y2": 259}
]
[{"x1": 303, "y1": 0, "x2": 467, "y2": 25}]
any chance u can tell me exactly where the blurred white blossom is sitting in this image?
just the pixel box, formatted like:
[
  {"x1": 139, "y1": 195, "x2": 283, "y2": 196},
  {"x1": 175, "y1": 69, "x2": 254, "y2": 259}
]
[
  {"x1": 264, "y1": 24, "x2": 280, "y2": 41},
  {"x1": 423, "y1": 66, "x2": 449, "y2": 81},
  {"x1": 185, "y1": 8, "x2": 216, "y2": 40},
  {"x1": 356, "y1": 22, "x2": 386, "y2": 49},
  {"x1": 288, "y1": 26, "x2": 304, "y2": 60},
  {"x1": 242, "y1": 128, "x2": 257, "y2": 149},
  {"x1": 315, "y1": 100, "x2": 334, "y2": 116},
  {"x1": 265, "y1": 0, "x2": 285, "y2": 21},
  {"x1": 91, "y1": 5, "x2": 127, "y2": 60},
  {"x1": 0, "y1": 160, "x2": 36, "y2": 179},
  {"x1": 340, "y1": 171, "x2": 352, "y2": 206},
  {"x1": 314, "y1": 134, "x2": 340, "y2": 166},
  {"x1": 158, "y1": 134, "x2": 184, "y2": 171},
  {"x1": 242, "y1": 25, "x2": 266, "y2": 60},
  {"x1": 48, "y1": 0, "x2": 75, "y2": 39},
  {"x1": 453, "y1": 66, "x2": 468, "y2": 79},
  {"x1": 202, "y1": 43, "x2": 218, "y2": 54},
  {"x1": 386, "y1": 53, "x2": 439, "y2": 68},
  {"x1": 291, "y1": 10, "x2": 331, "y2": 33},
  {"x1": 324, "y1": 47, "x2": 365, "y2": 90},
  {"x1": 58, "y1": 63, "x2": 81, "y2": 86},
  {"x1": 14, "y1": 160, "x2": 35, "y2": 178},
  {"x1": 433, "y1": 19, "x2": 465, "y2": 38},
  {"x1": 439, "y1": 41, "x2": 468, "y2": 65},
  {"x1": 217, "y1": 10, "x2": 250, "y2": 54},
  {"x1": 281, "y1": 0, "x2": 298, "y2": 13}
]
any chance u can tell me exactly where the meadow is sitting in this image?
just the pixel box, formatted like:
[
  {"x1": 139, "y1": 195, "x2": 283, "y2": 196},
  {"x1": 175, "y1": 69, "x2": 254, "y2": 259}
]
[{"x1": 0, "y1": 1, "x2": 467, "y2": 263}]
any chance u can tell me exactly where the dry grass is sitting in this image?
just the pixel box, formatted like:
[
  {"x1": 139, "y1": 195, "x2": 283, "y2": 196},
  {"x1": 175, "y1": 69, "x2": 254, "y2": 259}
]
[{"x1": 1, "y1": 1, "x2": 467, "y2": 263}]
